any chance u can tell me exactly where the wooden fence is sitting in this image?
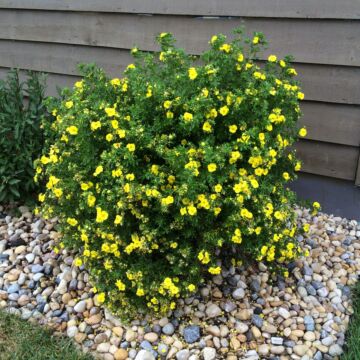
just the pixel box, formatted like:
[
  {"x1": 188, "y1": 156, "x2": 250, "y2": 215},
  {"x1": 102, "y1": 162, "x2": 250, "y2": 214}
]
[{"x1": 0, "y1": 0, "x2": 359, "y2": 217}]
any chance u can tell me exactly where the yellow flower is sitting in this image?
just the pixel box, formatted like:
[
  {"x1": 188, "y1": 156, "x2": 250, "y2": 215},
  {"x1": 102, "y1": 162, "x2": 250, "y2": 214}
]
[
  {"x1": 252, "y1": 36, "x2": 259, "y2": 44},
  {"x1": 229, "y1": 125, "x2": 237, "y2": 133},
  {"x1": 114, "y1": 215, "x2": 123, "y2": 225},
  {"x1": 115, "y1": 280, "x2": 126, "y2": 291},
  {"x1": 160, "y1": 32, "x2": 168, "y2": 38},
  {"x1": 187, "y1": 205, "x2": 197, "y2": 216},
  {"x1": 38, "y1": 193, "x2": 45, "y2": 202},
  {"x1": 198, "y1": 250, "x2": 210, "y2": 264},
  {"x1": 66, "y1": 126, "x2": 78, "y2": 135},
  {"x1": 106, "y1": 133, "x2": 114, "y2": 142},
  {"x1": 127, "y1": 64, "x2": 136, "y2": 70},
  {"x1": 240, "y1": 208, "x2": 253, "y2": 219},
  {"x1": 297, "y1": 92, "x2": 305, "y2": 100},
  {"x1": 208, "y1": 163, "x2": 217, "y2": 172},
  {"x1": 163, "y1": 100, "x2": 172, "y2": 109},
  {"x1": 60, "y1": 134, "x2": 68, "y2": 142},
  {"x1": 214, "y1": 207, "x2": 222, "y2": 216},
  {"x1": 136, "y1": 288, "x2": 145, "y2": 296},
  {"x1": 74, "y1": 258, "x2": 82, "y2": 267},
  {"x1": 219, "y1": 43, "x2": 231, "y2": 53},
  {"x1": 67, "y1": 218, "x2": 78, "y2": 227},
  {"x1": 87, "y1": 194, "x2": 96, "y2": 207},
  {"x1": 40, "y1": 155, "x2": 50, "y2": 165},
  {"x1": 303, "y1": 223, "x2": 310, "y2": 232},
  {"x1": 126, "y1": 143, "x2": 136, "y2": 152},
  {"x1": 279, "y1": 60, "x2": 286, "y2": 68},
  {"x1": 183, "y1": 112, "x2": 193, "y2": 122},
  {"x1": 117, "y1": 129, "x2": 126, "y2": 138},
  {"x1": 126, "y1": 173, "x2": 135, "y2": 181},
  {"x1": 93, "y1": 165, "x2": 103, "y2": 176},
  {"x1": 298, "y1": 127, "x2": 307, "y2": 137},
  {"x1": 208, "y1": 266, "x2": 221, "y2": 275},
  {"x1": 180, "y1": 207, "x2": 187, "y2": 216},
  {"x1": 90, "y1": 121, "x2": 101, "y2": 131},
  {"x1": 282, "y1": 172, "x2": 290, "y2": 181},
  {"x1": 250, "y1": 179, "x2": 259, "y2": 188},
  {"x1": 81, "y1": 182, "x2": 92, "y2": 190},
  {"x1": 237, "y1": 53, "x2": 244, "y2": 62},
  {"x1": 97, "y1": 292, "x2": 105, "y2": 303},
  {"x1": 219, "y1": 106, "x2": 229, "y2": 116},
  {"x1": 53, "y1": 188, "x2": 63, "y2": 198},
  {"x1": 65, "y1": 101, "x2": 73, "y2": 109},
  {"x1": 166, "y1": 111, "x2": 174, "y2": 119},
  {"x1": 161, "y1": 196, "x2": 174, "y2": 206},
  {"x1": 313, "y1": 201, "x2": 321, "y2": 209},
  {"x1": 188, "y1": 284, "x2": 196, "y2": 292},
  {"x1": 110, "y1": 78, "x2": 120, "y2": 86},
  {"x1": 268, "y1": 55, "x2": 277, "y2": 62},
  {"x1": 111, "y1": 120, "x2": 119, "y2": 129},
  {"x1": 105, "y1": 107, "x2": 117, "y2": 117},
  {"x1": 214, "y1": 184, "x2": 222, "y2": 193},
  {"x1": 288, "y1": 68, "x2": 298, "y2": 76},
  {"x1": 188, "y1": 67, "x2": 198, "y2": 80},
  {"x1": 210, "y1": 35, "x2": 218, "y2": 44},
  {"x1": 203, "y1": 121, "x2": 212, "y2": 133},
  {"x1": 96, "y1": 207, "x2": 109, "y2": 223}
]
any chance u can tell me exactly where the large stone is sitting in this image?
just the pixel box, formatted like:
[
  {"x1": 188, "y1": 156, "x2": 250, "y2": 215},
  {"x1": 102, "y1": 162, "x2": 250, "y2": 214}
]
[
  {"x1": 329, "y1": 344, "x2": 343, "y2": 356},
  {"x1": 135, "y1": 350, "x2": 156, "y2": 360},
  {"x1": 278, "y1": 308, "x2": 291, "y2": 319},
  {"x1": 202, "y1": 347, "x2": 216, "y2": 360},
  {"x1": 144, "y1": 332, "x2": 158, "y2": 343},
  {"x1": 232, "y1": 288, "x2": 245, "y2": 300},
  {"x1": 293, "y1": 344, "x2": 309, "y2": 356},
  {"x1": 205, "y1": 303, "x2": 221, "y2": 318},
  {"x1": 162, "y1": 323, "x2": 175, "y2": 335},
  {"x1": 183, "y1": 325, "x2": 200, "y2": 344},
  {"x1": 114, "y1": 349, "x2": 128, "y2": 360},
  {"x1": 74, "y1": 300, "x2": 87, "y2": 313},
  {"x1": 176, "y1": 349, "x2": 190, "y2": 360}
]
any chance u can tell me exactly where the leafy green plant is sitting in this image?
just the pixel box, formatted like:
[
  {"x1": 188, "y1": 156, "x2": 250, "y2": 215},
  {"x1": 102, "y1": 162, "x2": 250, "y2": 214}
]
[
  {"x1": 0, "y1": 69, "x2": 47, "y2": 203},
  {"x1": 37, "y1": 29, "x2": 316, "y2": 318}
]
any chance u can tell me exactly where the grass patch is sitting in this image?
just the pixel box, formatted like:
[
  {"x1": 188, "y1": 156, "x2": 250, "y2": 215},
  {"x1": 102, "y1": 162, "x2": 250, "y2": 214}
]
[
  {"x1": 342, "y1": 282, "x2": 360, "y2": 359},
  {"x1": 0, "y1": 310, "x2": 93, "y2": 360}
]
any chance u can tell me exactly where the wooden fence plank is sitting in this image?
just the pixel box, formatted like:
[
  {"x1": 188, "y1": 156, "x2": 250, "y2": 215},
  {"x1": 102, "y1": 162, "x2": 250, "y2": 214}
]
[
  {"x1": 0, "y1": 41, "x2": 133, "y2": 76},
  {"x1": 0, "y1": 40, "x2": 360, "y2": 105},
  {"x1": 300, "y1": 102, "x2": 360, "y2": 147},
  {"x1": 296, "y1": 64, "x2": 360, "y2": 105},
  {"x1": 0, "y1": 0, "x2": 359, "y2": 19},
  {"x1": 0, "y1": 10, "x2": 359, "y2": 66},
  {"x1": 295, "y1": 141, "x2": 359, "y2": 181}
]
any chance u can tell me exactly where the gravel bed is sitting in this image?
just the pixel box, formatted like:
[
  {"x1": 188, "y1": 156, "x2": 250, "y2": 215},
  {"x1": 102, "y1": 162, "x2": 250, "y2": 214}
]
[{"x1": 0, "y1": 204, "x2": 359, "y2": 360}]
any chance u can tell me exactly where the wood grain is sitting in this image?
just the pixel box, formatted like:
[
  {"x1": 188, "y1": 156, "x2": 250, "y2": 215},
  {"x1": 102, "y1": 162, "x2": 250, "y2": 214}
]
[
  {"x1": 0, "y1": 0, "x2": 359, "y2": 19},
  {"x1": 0, "y1": 10, "x2": 359, "y2": 66}
]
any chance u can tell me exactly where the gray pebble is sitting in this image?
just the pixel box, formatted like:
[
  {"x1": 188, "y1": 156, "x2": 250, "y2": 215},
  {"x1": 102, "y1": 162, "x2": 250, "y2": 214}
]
[{"x1": 183, "y1": 325, "x2": 200, "y2": 344}]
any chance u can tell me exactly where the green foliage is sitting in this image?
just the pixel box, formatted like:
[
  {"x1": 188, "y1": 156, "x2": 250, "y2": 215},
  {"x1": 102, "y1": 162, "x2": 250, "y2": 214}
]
[
  {"x1": 0, "y1": 69, "x2": 47, "y2": 203},
  {"x1": 342, "y1": 283, "x2": 360, "y2": 359},
  {"x1": 0, "y1": 310, "x2": 93, "y2": 360},
  {"x1": 37, "y1": 29, "x2": 310, "y2": 318}
]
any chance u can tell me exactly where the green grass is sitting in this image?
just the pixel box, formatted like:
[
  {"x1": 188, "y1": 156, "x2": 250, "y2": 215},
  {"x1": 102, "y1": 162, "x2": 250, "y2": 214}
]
[
  {"x1": 0, "y1": 310, "x2": 93, "y2": 360},
  {"x1": 342, "y1": 282, "x2": 360, "y2": 360}
]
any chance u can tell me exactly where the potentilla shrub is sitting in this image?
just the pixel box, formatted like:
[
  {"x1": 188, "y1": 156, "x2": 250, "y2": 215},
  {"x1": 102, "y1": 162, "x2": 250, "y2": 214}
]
[{"x1": 36, "y1": 29, "x2": 313, "y2": 317}]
